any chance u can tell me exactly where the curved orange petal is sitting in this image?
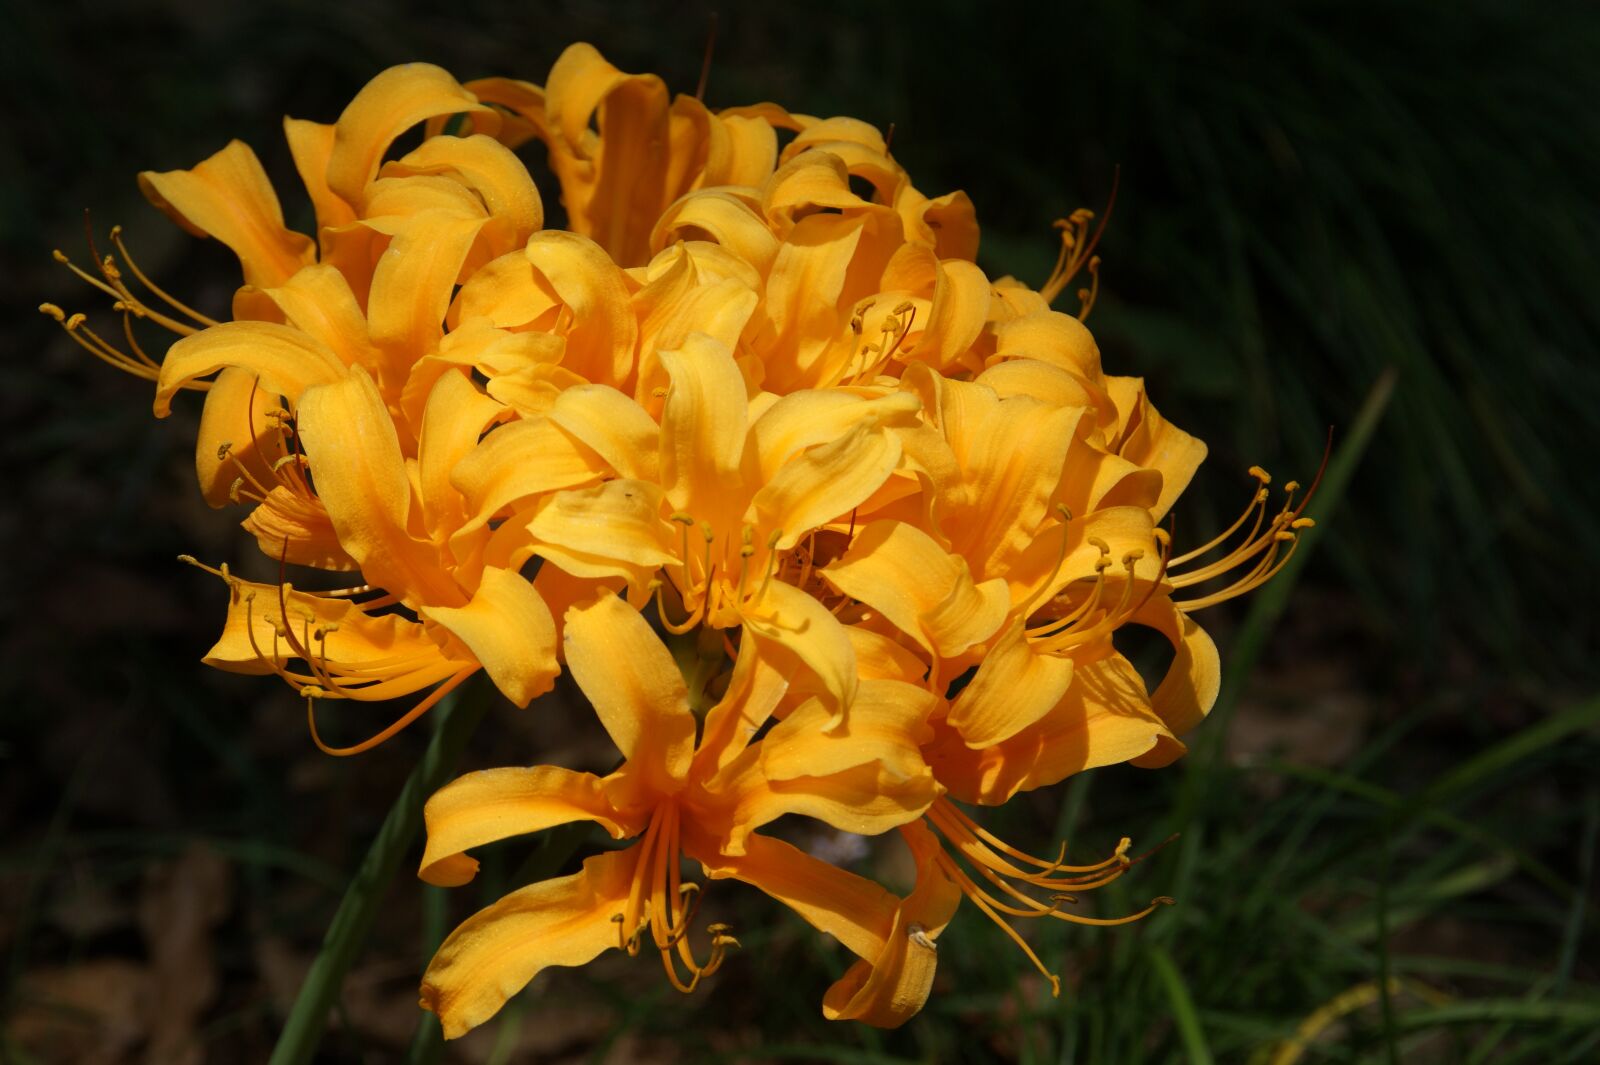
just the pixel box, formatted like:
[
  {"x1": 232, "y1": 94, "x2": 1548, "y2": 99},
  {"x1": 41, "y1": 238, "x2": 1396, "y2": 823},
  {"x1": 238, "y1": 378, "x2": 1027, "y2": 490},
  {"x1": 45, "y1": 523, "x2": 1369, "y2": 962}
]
[
  {"x1": 138, "y1": 140, "x2": 314, "y2": 288},
  {"x1": 326, "y1": 63, "x2": 491, "y2": 212},
  {"x1": 418, "y1": 765, "x2": 632, "y2": 887},
  {"x1": 823, "y1": 519, "x2": 1010, "y2": 659},
  {"x1": 421, "y1": 845, "x2": 640, "y2": 1039},
  {"x1": 420, "y1": 566, "x2": 558, "y2": 708},
  {"x1": 295, "y1": 367, "x2": 462, "y2": 607},
  {"x1": 563, "y1": 593, "x2": 696, "y2": 804},
  {"x1": 821, "y1": 820, "x2": 961, "y2": 1027},
  {"x1": 154, "y1": 321, "x2": 345, "y2": 417},
  {"x1": 658, "y1": 332, "x2": 748, "y2": 522},
  {"x1": 194, "y1": 366, "x2": 283, "y2": 507}
]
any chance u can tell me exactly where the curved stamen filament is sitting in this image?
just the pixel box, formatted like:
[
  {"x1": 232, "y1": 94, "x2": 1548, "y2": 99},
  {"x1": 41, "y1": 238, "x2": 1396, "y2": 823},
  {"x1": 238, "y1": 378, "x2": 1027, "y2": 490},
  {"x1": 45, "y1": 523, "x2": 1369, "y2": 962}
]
[
  {"x1": 916, "y1": 799, "x2": 1171, "y2": 997},
  {"x1": 1168, "y1": 442, "x2": 1328, "y2": 612},
  {"x1": 932, "y1": 799, "x2": 1131, "y2": 877},
  {"x1": 108, "y1": 225, "x2": 219, "y2": 329},
  {"x1": 1040, "y1": 168, "x2": 1118, "y2": 307},
  {"x1": 1015, "y1": 504, "x2": 1076, "y2": 619},
  {"x1": 306, "y1": 666, "x2": 475, "y2": 756},
  {"x1": 615, "y1": 803, "x2": 737, "y2": 992}
]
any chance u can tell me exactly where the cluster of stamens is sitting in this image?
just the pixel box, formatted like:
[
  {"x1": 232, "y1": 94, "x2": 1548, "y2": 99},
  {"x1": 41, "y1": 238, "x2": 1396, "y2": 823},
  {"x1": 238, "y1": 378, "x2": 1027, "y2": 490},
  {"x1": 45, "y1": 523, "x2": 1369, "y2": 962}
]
[
  {"x1": 919, "y1": 798, "x2": 1172, "y2": 996},
  {"x1": 40, "y1": 221, "x2": 213, "y2": 385},
  {"x1": 1039, "y1": 171, "x2": 1118, "y2": 317},
  {"x1": 176, "y1": 554, "x2": 472, "y2": 756},
  {"x1": 654, "y1": 516, "x2": 788, "y2": 634},
  {"x1": 612, "y1": 802, "x2": 739, "y2": 993},
  {"x1": 839, "y1": 299, "x2": 918, "y2": 385},
  {"x1": 1168, "y1": 464, "x2": 1320, "y2": 612}
]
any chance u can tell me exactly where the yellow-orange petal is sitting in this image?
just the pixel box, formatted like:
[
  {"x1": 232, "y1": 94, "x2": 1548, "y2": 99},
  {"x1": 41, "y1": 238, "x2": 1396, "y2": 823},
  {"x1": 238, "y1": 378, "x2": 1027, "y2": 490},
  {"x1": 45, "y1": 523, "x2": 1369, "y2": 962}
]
[
  {"x1": 295, "y1": 367, "x2": 463, "y2": 607},
  {"x1": 283, "y1": 116, "x2": 357, "y2": 234},
  {"x1": 418, "y1": 765, "x2": 630, "y2": 887},
  {"x1": 563, "y1": 593, "x2": 696, "y2": 804},
  {"x1": 421, "y1": 845, "x2": 640, "y2": 1039},
  {"x1": 326, "y1": 63, "x2": 490, "y2": 212},
  {"x1": 761, "y1": 680, "x2": 935, "y2": 785},
  {"x1": 823, "y1": 520, "x2": 1010, "y2": 660},
  {"x1": 821, "y1": 820, "x2": 961, "y2": 1027},
  {"x1": 416, "y1": 369, "x2": 509, "y2": 543},
  {"x1": 386, "y1": 133, "x2": 544, "y2": 247},
  {"x1": 748, "y1": 420, "x2": 904, "y2": 553},
  {"x1": 421, "y1": 566, "x2": 557, "y2": 708},
  {"x1": 138, "y1": 140, "x2": 315, "y2": 288},
  {"x1": 924, "y1": 654, "x2": 1177, "y2": 805},
  {"x1": 257, "y1": 263, "x2": 372, "y2": 371},
  {"x1": 699, "y1": 832, "x2": 895, "y2": 963},
  {"x1": 194, "y1": 366, "x2": 283, "y2": 508},
  {"x1": 944, "y1": 623, "x2": 1075, "y2": 749},
  {"x1": 524, "y1": 231, "x2": 638, "y2": 388},
  {"x1": 154, "y1": 320, "x2": 346, "y2": 417},
  {"x1": 449, "y1": 416, "x2": 607, "y2": 531},
  {"x1": 1129, "y1": 596, "x2": 1221, "y2": 754},
  {"x1": 527, "y1": 480, "x2": 678, "y2": 577},
  {"x1": 547, "y1": 384, "x2": 661, "y2": 483},
  {"x1": 240, "y1": 486, "x2": 357, "y2": 571},
  {"x1": 658, "y1": 332, "x2": 748, "y2": 521},
  {"x1": 742, "y1": 581, "x2": 859, "y2": 725}
]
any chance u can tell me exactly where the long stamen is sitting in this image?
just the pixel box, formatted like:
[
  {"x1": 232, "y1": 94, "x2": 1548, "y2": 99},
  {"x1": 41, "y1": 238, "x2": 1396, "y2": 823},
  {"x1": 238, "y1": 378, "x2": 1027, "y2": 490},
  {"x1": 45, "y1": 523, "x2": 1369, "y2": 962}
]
[
  {"x1": 1016, "y1": 504, "x2": 1075, "y2": 618},
  {"x1": 108, "y1": 225, "x2": 219, "y2": 329},
  {"x1": 916, "y1": 800, "x2": 1171, "y2": 993},
  {"x1": 1040, "y1": 167, "x2": 1119, "y2": 306},
  {"x1": 1167, "y1": 461, "x2": 1319, "y2": 611}
]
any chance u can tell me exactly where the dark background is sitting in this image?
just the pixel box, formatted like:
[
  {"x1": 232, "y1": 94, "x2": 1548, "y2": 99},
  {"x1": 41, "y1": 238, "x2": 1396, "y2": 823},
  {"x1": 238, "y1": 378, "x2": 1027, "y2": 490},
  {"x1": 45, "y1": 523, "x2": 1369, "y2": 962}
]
[{"x1": 3, "y1": 1, "x2": 1598, "y2": 1062}]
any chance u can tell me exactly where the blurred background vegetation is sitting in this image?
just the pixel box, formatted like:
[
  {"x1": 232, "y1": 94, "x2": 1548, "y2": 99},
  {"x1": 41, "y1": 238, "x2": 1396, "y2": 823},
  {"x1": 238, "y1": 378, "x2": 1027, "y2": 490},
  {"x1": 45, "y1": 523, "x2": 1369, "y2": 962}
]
[{"x1": 3, "y1": 1, "x2": 1597, "y2": 1061}]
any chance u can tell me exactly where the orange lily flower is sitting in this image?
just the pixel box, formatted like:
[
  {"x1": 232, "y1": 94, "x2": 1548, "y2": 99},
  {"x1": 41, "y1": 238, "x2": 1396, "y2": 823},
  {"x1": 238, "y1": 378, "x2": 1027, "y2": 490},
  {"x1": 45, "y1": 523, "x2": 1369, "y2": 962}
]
[
  {"x1": 416, "y1": 591, "x2": 940, "y2": 1036},
  {"x1": 461, "y1": 329, "x2": 924, "y2": 722}
]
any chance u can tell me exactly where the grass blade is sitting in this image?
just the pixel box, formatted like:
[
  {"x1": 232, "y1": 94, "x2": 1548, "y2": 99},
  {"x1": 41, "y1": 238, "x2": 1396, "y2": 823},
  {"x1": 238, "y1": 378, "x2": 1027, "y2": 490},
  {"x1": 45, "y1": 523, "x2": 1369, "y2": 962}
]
[{"x1": 267, "y1": 678, "x2": 493, "y2": 1065}]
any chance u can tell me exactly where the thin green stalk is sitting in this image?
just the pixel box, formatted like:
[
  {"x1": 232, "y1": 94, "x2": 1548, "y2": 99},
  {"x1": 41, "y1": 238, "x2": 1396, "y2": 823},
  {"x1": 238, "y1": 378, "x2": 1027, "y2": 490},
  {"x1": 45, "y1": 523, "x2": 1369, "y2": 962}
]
[
  {"x1": 1147, "y1": 945, "x2": 1215, "y2": 1065},
  {"x1": 268, "y1": 677, "x2": 493, "y2": 1065}
]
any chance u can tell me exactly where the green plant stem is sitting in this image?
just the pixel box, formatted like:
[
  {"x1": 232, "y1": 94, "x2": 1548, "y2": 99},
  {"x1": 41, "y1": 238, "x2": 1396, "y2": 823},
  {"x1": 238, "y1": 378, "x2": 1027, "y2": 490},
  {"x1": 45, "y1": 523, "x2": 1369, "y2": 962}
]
[{"x1": 268, "y1": 677, "x2": 493, "y2": 1065}]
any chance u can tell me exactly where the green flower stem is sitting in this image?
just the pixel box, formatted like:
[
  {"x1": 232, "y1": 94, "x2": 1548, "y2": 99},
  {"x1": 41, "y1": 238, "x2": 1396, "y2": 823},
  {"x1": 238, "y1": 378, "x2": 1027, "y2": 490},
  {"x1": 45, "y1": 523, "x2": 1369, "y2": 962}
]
[{"x1": 268, "y1": 676, "x2": 493, "y2": 1065}]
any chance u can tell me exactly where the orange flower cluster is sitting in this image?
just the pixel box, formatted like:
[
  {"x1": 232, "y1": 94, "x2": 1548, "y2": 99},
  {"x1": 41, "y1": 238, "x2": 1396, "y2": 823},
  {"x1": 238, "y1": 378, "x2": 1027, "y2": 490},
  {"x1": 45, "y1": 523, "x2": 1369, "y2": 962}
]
[{"x1": 50, "y1": 44, "x2": 1315, "y2": 1033}]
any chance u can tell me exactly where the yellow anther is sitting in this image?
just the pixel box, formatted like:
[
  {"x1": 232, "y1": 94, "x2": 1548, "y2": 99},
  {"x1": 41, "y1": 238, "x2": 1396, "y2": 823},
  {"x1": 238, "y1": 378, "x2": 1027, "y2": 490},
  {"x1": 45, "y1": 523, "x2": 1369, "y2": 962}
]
[
  {"x1": 1248, "y1": 465, "x2": 1271, "y2": 484},
  {"x1": 1284, "y1": 480, "x2": 1300, "y2": 494},
  {"x1": 1292, "y1": 517, "x2": 1316, "y2": 529},
  {"x1": 38, "y1": 302, "x2": 65, "y2": 320},
  {"x1": 670, "y1": 512, "x2": 695, "y2": 526}
]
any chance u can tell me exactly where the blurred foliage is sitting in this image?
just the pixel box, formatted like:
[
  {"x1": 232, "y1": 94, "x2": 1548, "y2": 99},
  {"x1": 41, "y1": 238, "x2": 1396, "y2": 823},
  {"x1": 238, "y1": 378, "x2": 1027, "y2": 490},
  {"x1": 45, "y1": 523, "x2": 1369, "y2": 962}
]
[{"x1": 2, "y1": 1, "x2": 1597, "y2": 1062}]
